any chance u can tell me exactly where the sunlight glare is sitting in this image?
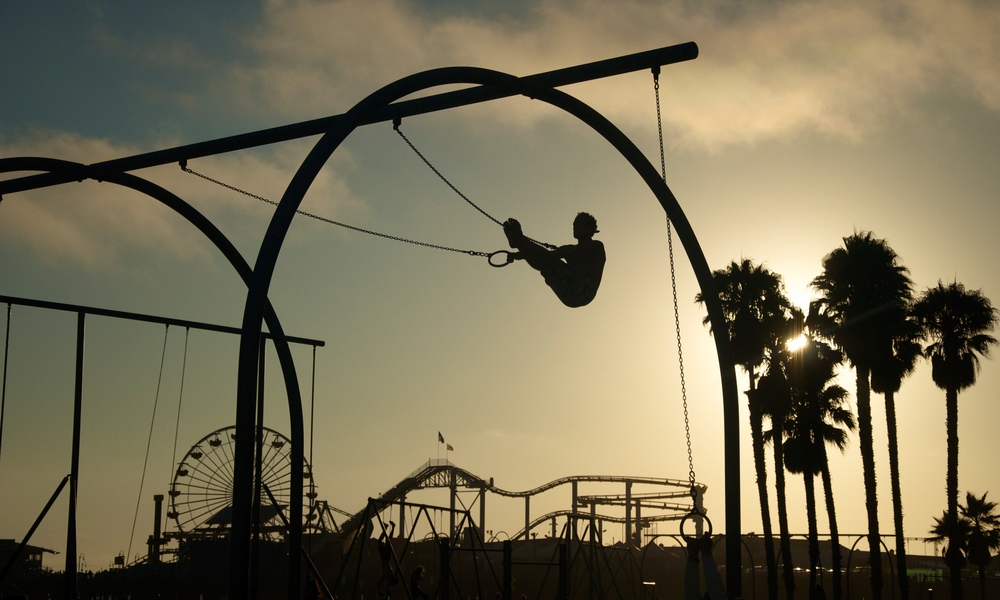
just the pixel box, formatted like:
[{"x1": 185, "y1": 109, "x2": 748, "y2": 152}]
[{"x1": 786, "y1": 334, "x2": 807, "y2": 352}]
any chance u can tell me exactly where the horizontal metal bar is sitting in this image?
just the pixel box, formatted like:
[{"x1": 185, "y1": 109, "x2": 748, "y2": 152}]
[
  {"x1": 0, "y1": 294, "x2": 325, "y2": 347},
  {"x1": 0, "y1": 42, "x2": 697, "y2": 196}
]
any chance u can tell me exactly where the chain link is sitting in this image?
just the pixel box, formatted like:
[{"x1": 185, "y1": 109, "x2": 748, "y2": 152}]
[
  {"x1": 180, "y1": 162, "x2": 489, "y2": 258},
  {"x1": 655, "y1": 72, "x2": 696, "y2": 489}
]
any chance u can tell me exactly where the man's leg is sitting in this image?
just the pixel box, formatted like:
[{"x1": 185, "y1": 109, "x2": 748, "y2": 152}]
[{"x1": 504, "y1": 219, "x2": 561, "y2": 274}]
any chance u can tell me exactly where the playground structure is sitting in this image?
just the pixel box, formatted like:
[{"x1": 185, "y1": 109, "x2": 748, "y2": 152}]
[{"x1": 0, "y1": 41, "x2": 744, "y2": 599}]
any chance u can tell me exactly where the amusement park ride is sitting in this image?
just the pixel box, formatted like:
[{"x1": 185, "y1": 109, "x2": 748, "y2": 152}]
[
  {"x1": 148, "y1": 422, "x2": 711, "y2": 600},
  {"x1": 0, "y1": 40, "x2": 744, "y2": 599}
]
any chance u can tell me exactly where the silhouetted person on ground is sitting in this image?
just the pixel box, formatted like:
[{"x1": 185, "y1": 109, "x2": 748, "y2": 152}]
[
  {"x1": 503, "y1": 213, "x2": 606, "y2": 308},
  {"x1": 377, "y1": 521, "x2": 398, "y2": 596},
  {"x1": 684, "y1": 533, "x2": 727, "y2": 600},
  {"x1": 410, "y1": 566, "x2": 430, "y2": 600}
]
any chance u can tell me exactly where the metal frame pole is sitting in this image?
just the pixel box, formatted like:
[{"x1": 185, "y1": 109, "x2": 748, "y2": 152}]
[
  {"x1": 65, "y1": 312, "x2": 85, "y2": 600},
  {"x1": 0, "y1": 43, "x2": 697, "y2": 197}
]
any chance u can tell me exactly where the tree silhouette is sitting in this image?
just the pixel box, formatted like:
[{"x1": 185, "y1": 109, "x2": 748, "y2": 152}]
[
  {"x1": 913, "y1": 281, "x2": 998, "y2": 600},
  {"x1": 783, "y1": 337, "x2": 854, "y2": 597},
  {"x1": 810, "y1": 231, "x2": 913, "y2": 600},
  {"x1": 697, "y1": 258, "x2": 791, "y2": 600},
  {"x1": 962, "y1": 491, "x2": 1000, "y2": 600},
  {"x1": 870, "y1": 307, "x2": 921, "y2": 600},
  {"x1": 761, "y1": 364, "x2": 796, "y2": 600},
  {"x1": 926, "y1": 491, "x2": 1000, "y2": 600}
]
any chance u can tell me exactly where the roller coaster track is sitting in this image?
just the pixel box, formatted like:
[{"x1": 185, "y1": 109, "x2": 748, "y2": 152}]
[{"x1": 332, "y1": 460, "x2": 706, "y2": 541}]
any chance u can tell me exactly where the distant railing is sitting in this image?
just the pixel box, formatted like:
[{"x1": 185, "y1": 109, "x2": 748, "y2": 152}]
[{"x1": 405, "y1": 458, "x2": 452, "y2": 481}]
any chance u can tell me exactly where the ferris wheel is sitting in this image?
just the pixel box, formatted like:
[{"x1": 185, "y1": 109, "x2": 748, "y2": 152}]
[{"x1": 167, "y1": 425, "x2": 317, "y2": 539}]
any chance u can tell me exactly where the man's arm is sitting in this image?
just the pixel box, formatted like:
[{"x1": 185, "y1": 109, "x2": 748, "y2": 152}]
[{"x1": 549, "y1": 244, "x2": 577, "y2": 260}]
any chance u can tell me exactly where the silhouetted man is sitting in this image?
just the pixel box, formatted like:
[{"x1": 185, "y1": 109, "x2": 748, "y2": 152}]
[{"x1": 503, "y1": 212, "x2": 606, "y2": 308}]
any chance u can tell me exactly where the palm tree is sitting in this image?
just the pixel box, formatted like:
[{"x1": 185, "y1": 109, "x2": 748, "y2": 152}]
[
  {"x1": 783, "y1": 338, "x2": 855, "y2": 597},
  {"x1": 761, "y1": 365, "x2": 796, "y2": 600},
  {"x1": 697, "y1": 258, "x2": 792, "y2": 600},
  {"x1": 962, "y1": 491, "x2": 1000, "y2": 600},
  {"x1": 810, "y1": 231, "x2": 913, "y2": 600},
  {"x1": 913, "y1": 281, "x2": 998, "y2": 600},
  {"x1": 927, "y1": 509, "x2": 971, "y2": 579},
  {"x1": 870, "y1": 313, "x2": 922, "y2": 600}
]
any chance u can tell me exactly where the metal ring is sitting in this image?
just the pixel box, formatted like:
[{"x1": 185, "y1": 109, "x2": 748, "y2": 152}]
[
  {"x1": 679, "y1": 510, "x2": 713, "y2": 539},
  {"x1": 488, "y1": 250, "x2": 514, "y2": 267}
]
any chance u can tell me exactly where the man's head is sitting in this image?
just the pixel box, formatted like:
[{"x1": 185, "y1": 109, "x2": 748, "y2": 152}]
[{"x1": 573, "y1": 212, "x2": 599, "y2": 239}]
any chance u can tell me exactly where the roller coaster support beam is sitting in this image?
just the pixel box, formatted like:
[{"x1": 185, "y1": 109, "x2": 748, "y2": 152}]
[{"x1": 0, "y1": 43, "x2": 696, "y2": 198}]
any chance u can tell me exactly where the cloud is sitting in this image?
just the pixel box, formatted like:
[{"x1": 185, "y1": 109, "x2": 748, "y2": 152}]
[
  {"x1": 226, "y1": 0, "x2": 1000, "y2": 150},
  {"x1": 0, "y1": 131, "x2": 366, "y2": 269}
]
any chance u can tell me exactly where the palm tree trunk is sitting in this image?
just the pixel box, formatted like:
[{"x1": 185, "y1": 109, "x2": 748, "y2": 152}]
[
  {"x1": 820, "y1": 445, "x2": 843, "y2": 600},
  {"x1": 774, "y1": 430, "x2": 796, "y2": 600},
  {"x1": 804, "y1": 471, "x2": 819, "y2": 594},
  {"x1": 856, "y1": 366, "x2": 883, "y2": 599},
  {"x1": 946, "y1": 386, "x2": 962, "y2": 600},
  {"x1": 884, "y1": 389, "x2": 910, "y2": 600},
  {"x1": 749, "y1": 385, "x2": 780, "y2": 600}
]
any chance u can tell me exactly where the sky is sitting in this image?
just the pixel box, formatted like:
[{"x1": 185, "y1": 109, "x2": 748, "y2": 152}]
[{"x1": 2, "y1": 0, "x2": 1000, "y2": 572}]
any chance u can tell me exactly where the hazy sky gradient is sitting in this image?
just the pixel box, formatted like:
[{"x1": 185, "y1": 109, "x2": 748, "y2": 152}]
[{"x1": 2, "y1": 0, "x2": 999, "y2": 570}]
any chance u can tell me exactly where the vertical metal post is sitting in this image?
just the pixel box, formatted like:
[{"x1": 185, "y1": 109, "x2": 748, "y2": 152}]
[
  {"x1": 151, "y1": 494, "x2": 163, "y2": 565},
  {"x1": 589, "y1": 509, "x2": 596, "y2": 600},
  {"x1": 478, "y1": 487, "x2": 485, "y2": 542},
  {"x1": 571, "y1": 481, "x2": 578, "y2": 541},
  {"x1": 439, "y1": 536, "x2": 451, "y2": 600},
  {"x1": 449, "y1": 469, "x2": 456, "y2": 541},
  {"x1": 558, "y1": 543, "x2": 568, "y2": 600},
  {"x1": 250, "y1": 337, "x2": 266, "y2": 600},
  {"x1": 399, "y1": 495, "x2": 406, "y2": 540},
  {"x1": 65, "y1": 311, "x2": 84, "y2": 600},
  {"x1": 524, "y1": 497, "x2": 530, "y2": 541},
  {"x1": 502, "y1": 540, "x2": 512, "y2": 600},
  {"x1": 635, "y1": 501, "x2": 642, "y2": 547},
  {"x1": 625, "y1": 481, "x2": 632, "y2": 546}
]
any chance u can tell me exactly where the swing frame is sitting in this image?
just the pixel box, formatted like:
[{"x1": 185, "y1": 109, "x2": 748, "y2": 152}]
[{"x1": 0, "y1": 42, "x2": 743, "y2": 599}]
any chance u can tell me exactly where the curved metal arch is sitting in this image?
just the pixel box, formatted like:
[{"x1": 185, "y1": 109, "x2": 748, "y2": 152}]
[
  {"x1": 230, "y1": 65, "x2": 739, "y2": 598},
  {"x1": 845, "y1": 534, "x2": 896, "y2": 600},
  {"x1": 0, "y1": 157, "x2": 305, "y2": 597}
]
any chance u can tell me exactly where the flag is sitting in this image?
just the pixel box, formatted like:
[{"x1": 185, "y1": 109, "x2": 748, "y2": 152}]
[
  {"x1": 438, "y1": 432, "x2": 444, "y2": 444},
  {"x1": 447, "y1": 444, "x2": 454, "y2": 451}
]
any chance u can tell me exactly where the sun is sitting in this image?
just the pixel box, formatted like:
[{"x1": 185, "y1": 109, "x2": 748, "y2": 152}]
[{"x1": 786, "y1": 334, "x2": 807, "y2": 352}]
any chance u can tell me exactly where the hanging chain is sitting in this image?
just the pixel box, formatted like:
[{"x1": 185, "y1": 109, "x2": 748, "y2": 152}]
[
  {"x1": 393, "y1": 119, "x2": 556, "y2": 250},
  {"x1": 180, "y1": 161, "x2": 490, "y2": 258},
  {"x1": 394, "y1": 119, "x2": 502, "y2": 227},
  {"x1": 168, "y1": 326, "x2": 190, "y2": 488},
  {"x1": 654, "y1": 69, "x2": 696, "y2": 491}
]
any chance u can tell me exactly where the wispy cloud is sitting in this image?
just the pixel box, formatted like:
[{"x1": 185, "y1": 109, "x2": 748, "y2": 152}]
[
  {"x1": 228, "y1": 0, "x2": 1000, "y2": 149},
  {"x1": 0, "y1": 131, "x2": 364, "y2": 268}
]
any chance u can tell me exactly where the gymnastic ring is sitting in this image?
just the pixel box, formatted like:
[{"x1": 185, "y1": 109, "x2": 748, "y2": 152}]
[
  {"x1": 488, "y1": 250, "x2": 515, "y2": 267},
  {"x1": 679, "y1": 510, "x2": 713, "y2": 539}
]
